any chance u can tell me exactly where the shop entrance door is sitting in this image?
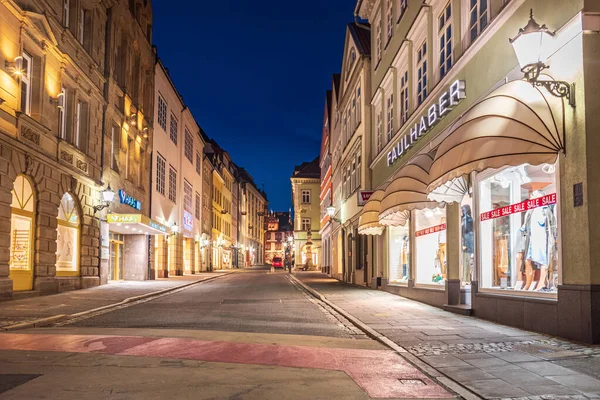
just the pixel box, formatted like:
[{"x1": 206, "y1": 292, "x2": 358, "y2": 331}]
[{"x1": 109, "y1": 234, "x2": 124, "y2": 281}]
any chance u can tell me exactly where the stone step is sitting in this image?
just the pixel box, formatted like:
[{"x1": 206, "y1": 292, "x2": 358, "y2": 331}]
[
  {"x1": 443, "y1": 303, "x2": 472, "y2": 316},
  {"x1": 11, "y1": 290, "x2": 41, "y2": 301}
]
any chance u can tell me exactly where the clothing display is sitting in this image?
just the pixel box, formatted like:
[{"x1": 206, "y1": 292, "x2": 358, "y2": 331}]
[
  {"x1": 461, "y1": 205, "x2": 474, "y2": 283},
  {"x1": 401, "y1": 235, "x2": 409, "y2": 279}
]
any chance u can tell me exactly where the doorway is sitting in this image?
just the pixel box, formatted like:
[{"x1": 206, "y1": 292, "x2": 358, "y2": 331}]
[
  {"x1": 9, "y1": 175, "x2": 35, "y2": 291},
  {"x1": 109, "y1": 233, "x2": 124, "y2": 281}
]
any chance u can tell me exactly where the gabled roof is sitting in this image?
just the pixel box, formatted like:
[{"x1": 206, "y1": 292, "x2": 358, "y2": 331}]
[
  {"x1": 348, "y1": 22, "x2": 371, "y2": 56},
  {"x1": 292, "y1": 157, "x2": 320, "y2": 179},
  {"x1": 332, "y1": 74, "x2": 341, "y2": 99}
]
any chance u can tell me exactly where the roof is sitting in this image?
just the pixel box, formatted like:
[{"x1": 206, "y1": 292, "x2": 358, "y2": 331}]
[
  {"x1": 292, "y1": 156, "x2": 320, "y2": 179},
  {"x1": 349, "y1": 22, "x2": 371, "y2": 56},
  {"x1": 332, "y1": 74, "x2": 341, "y2": 98}
]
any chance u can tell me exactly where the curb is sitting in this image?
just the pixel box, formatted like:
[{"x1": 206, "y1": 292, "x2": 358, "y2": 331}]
[
  {"x1": 2, "y1": 272, "x2": 234, "y2": 331},
  {"x1": 288, "y1": 273, "x2": 481, "y2": 400}
]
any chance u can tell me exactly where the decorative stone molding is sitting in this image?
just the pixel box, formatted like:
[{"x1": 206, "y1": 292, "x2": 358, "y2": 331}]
[
  {"x1": 76, "y1": 159, "x2": 88, "y2": 173},
  {"x1": 21, "y1": 127, "x2": 40, "y2": 145},
  {"x1": 60, "y1": 150, "x2": 73, "y2": 164},
  {"x1": 25, "y1": 153, "x2": 35, "y2": 175}
]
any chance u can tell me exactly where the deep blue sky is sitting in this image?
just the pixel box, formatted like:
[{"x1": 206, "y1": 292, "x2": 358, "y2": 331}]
[{"x1": 152, "y1": 0, "x2": 355, "y2": 211}]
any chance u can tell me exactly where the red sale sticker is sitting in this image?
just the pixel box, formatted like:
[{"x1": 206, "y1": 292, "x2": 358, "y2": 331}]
[
  {"x1": 480, "y1": 193, "x2": 556, "y2": 221},
  {"x1": 415, "y1": 223, "x2": 447, "y2": 237}
]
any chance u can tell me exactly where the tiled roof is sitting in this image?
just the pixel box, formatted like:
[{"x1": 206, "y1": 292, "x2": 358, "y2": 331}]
[
  {"x1": 349, "y1": 22, "x2": 371, "y2": 56},
  {"x1": 293, "y1": 156, "x2": 320, "y2": 179}
]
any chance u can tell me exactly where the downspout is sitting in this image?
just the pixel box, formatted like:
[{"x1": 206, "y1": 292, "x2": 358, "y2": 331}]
[{"x1": 98, "y1": 6, "x2": 112, "y2": 281}]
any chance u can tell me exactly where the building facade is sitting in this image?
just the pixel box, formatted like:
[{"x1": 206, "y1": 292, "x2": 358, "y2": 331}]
[
  {"x1": 241, "y1": 176, "x2": 267, "y2": 266},
  {"x1": 319, "y1": 91, "x2": 333, "y2": 275},
  {"x1": 265, "y1": 212, "x2": 293, "y2": 265},
  {"x1": 353, "y1": 0, "x2": 600, "y2": 343},
  {"x1": 291, "y1": 158, "x2": 321, "y2": 270},
  {"x1": 330, "y1": 22, "x2": 373, "y2": 285}
]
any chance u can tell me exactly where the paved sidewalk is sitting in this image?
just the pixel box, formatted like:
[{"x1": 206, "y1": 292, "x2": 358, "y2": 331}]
[
  {"x1": 295, "y1": 272, "x2": 600, "y2": 400},
  {"x1": 0, "y1": 273, "x2": 227, "y2": 328}
]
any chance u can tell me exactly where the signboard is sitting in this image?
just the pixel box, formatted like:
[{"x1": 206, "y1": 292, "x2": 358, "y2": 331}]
[
  {"x1": 480, "y1": 193, "x2": 556, "y2": 222},
  {"x1": 107, "y1": 214, "x2": 142, "y2": 224},
  {"x1": 118, "y1": 189, "x2": 142, "y2": 210},
  {"x1": 183, "y1": 210, "x2": 193, "y2": 232},
  {"x1": 415, "y1": 223, "x2": 447, "y2": 237},
  {"x1": 387, "y1": 80, "x2": 466, "y2": 167},
  {"x1": 357, "y1": 191, "x2": 374, "y2": 206},
  {"x1": 149, "y1": 220, "x2": 167, "y2": 233}
]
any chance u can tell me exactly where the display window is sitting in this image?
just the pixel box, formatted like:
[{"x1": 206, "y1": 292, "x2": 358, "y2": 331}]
[
  {"x1": 478, "y1": 163, "x2": 559, "y2": 293},
  {"x1": 56, "y1": 193, "x2": 80, "y2": 274},
  {"x1": 460, "y1": 194, "x2": 474, "y2": 286},
  {"x1": 388, "y1": 224, "x2": 410, "y2": 284},
  {"x1": 415, "y1": 207, "x2": 447, "y2": 285}
]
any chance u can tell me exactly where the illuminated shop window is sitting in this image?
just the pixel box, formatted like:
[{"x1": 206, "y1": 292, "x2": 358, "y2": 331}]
[
  {"x1": 478, "y1": 162, "x2": 559, "y2": 293},
  {"x1": 388, "y1": 224, "x2": 410, "y2": 284},
  {"x1": 415, "y1": 207, "x2": 446, "y2": 285}
]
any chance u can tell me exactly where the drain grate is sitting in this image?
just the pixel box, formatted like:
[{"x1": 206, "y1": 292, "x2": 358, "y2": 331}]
[{"x1": 398, "y1": 379, "x2": 426, "y2": 385}]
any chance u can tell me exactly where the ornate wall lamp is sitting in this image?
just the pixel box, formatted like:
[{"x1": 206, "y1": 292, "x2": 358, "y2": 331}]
[
  {"x1": 93, "y1": 185, "x2": 115, "y2": 213},
  {"x1": 509, "y1": 9, "x2": 575, "y2": 107},
  {"x1": 5, "y1": 56, "x2": 23, "y2": 77}
]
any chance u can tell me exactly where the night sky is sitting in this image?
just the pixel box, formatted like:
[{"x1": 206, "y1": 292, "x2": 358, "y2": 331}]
[{"x1": 152, "y1": 0, "x2": 356, "y2": 210}]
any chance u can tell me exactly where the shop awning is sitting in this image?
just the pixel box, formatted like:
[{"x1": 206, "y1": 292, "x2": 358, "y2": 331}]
[
  {"x1": 379, "y1": 153, "x2": 441, "y2": 226},
  {"x1": 358, "y1": 190, "x2": 385, "y2": 235},
  {"x1": 106, "y1": 214, "x2": 168, "y2": 235},
  {"x1": 427, "y1": 175, "x2": 470, "y2": 203},
  {"x1": 428, "y1": 79, "x2": 565, "y2": 194}
]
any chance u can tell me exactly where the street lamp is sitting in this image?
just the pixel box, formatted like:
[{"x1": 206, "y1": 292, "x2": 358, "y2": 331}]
[
  {"x1": 93, "y1": 185, "x2": 115, "y2": 213},
  {"x1": 509, "y1": 9, "x2": 575, "y2": 106},
  {"x1": 326, "y1": 205, "x2": 342, "y2": 223}
]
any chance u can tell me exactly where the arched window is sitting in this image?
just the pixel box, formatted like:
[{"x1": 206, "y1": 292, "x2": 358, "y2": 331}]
[
  {"x1": 9, "y1": 175, "x2": 36, "y2": 291},
  {"x1": 56, "y1": 193, "x2": 80, "y2": 275}
]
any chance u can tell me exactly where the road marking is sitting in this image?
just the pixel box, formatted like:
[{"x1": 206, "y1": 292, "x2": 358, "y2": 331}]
[{"x1": 0, "y1": 333, "x2": 454, "y2": 399}]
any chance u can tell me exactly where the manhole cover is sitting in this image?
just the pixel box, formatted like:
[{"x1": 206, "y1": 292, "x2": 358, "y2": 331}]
[{"x1": 398, "y1": 379, "x2": 425, "y2": 385}]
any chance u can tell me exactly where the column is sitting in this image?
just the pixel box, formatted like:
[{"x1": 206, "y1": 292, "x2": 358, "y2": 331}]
[
  {"x1": 168, "y1": 233, "x2": 183, "y2": 276},
  {"x1": 155, "y1": 235, "x2": 169, "y2": 278},
  {"x1": 445, "y1": 202, "x2": 461, "y2": 305}
]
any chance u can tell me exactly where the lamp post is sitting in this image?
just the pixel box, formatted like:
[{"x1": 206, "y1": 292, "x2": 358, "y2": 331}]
[
  {"x1": 509, "y1": 9, "x2": 575, "y2": 106},
  {"x1": 93, "y1": 185, "x2": 115, "y2": 213}
]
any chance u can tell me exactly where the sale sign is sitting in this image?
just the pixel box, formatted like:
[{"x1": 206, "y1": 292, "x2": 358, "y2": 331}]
[
  {"x1": 415, "y1": 223, "x2": 447, "y2": 237},
  {"x1": 480, "y1": 193, "x2": 556, "y2": 222}
]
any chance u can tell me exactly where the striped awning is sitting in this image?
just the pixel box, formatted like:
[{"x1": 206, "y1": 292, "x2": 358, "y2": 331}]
[{"x1": 358, "y1": 190, "x2": 385, "y2": 235}]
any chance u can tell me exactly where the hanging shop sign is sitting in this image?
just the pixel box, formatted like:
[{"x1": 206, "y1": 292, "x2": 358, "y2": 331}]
[
  {"x1": 387, "y1": 80, "x2": 466, "y2": 167},
  {"x1": 119, "y1": 189, "x2": 142, "y2": 210},
  {"x1": 480, "y1": 193, "x2": 557, "y2": 222},
  {"x1": 357, "y1": 191, "x2": 374, "y2": 206},
  {"x1": 415, "y1": 223, "x2": 447, "y2": 237},
  {"x1": 183, "y1": 210, "x2": 193, "y2": 232}
]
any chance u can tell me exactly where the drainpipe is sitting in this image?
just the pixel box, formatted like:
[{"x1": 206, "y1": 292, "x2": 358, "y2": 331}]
[{"x1": 97, "y1": 6, "x2": 112, "y2": 281}]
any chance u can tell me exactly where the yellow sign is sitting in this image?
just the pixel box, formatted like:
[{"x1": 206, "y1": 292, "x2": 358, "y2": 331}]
[{"x1": 107, "y1": 214, "x2": 142, "y2": 224}]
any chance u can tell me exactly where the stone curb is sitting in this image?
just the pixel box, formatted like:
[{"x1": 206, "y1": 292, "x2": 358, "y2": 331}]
[
  {"x1": 2, "y1": 272, "x2": 234, "y2": 331},
  {"x1": 288, "y1": 273, "x2": 481, "y2": 400}
]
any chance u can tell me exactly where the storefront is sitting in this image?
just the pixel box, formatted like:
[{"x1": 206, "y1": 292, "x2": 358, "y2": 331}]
[
  {"x1": 105, "y1": 214, "x2": 167, "y2": 281},
  {"x1": 9, "y1": 175, "x2": 35, "y2": 292},
  {"x1": 357, "y1": 6, "x2": 600, "y2": 343}
]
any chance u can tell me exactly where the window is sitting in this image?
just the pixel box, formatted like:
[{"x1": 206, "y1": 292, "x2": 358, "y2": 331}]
[
  {"x1": 389, "y1": 224, "x2": 410, "y2": 283},
  {"x1": 398, "y1": 0, "x2": 408, "y2": 20},
  {"x1": 357, "y1": 153, "x2": 362, "y2": 187},
  {"x1": 375, "y1": 17, "x2": 382, "y2": 64},
  {"x1": 78, "y1": 7, "x2": 84, "y2": 43},
  {"x1": 138, "y1": 148, "x2": 145, "y2": 188},
  {"x1": 416, "y1": 41, "x2": 428, "y2": 106},
  {"x1": 439, "y1": 2, "x2": 452, "y2": 79},
  {"x1": 156, "y1": 154, "x2": 166, "y2": 195},
  {"x1": 126, "y1": 136, "x2": 134, "y2": 181},
  {"x1": 157, "y1": 95, "x2": 167, "y2": 130},
  {"x1": 376, "y1": 110, "x2": 383, "y2": 153},
  {"x1": 351, "y1": 96, "x2": 356, "y2": 131},
  {"x1": 63, "y1": 0, "x2": 69, "y2": 27},
  {"x1": 56, "y1": 193, "x2": 80, "y2": 273},
  {"x1": 169, "y1": 113, "x2": 177, "y2": 144},
  {"x1": 276, "y1": 232, "x2": 282, "y2": 241},
  {"x1": 386, "y1": 94, "x2": 394, "y2": 143},
  {"x1": 478, "y1": 162, "x2": 559, "y2": 292},
  {"x1": 195, "y1": 192, "x2": 201, "y2": 220},
  {"x1": 168, "y1": 165, "x2": 177, "y2": 203},
  {"x1": 469, "y1": 0, "x2": 489, "y2": 43},
  {"x1": 351, "y1": 158, "x2": 356, "y2": 191},
  {"x1": 400, "y1": 70, "x2": 409, "y2": 124},
  {"x1": 356, "y1": 86, "x2": 362, "y2": 125},
  {"x1": 342, "y1": 111, "x2": 347, "y2": 145},
  {"x1": 386, "y1": 0, "x2": 394, "y2": 42},
  {"x1": 58, "y1": 87, "x2": 67, "y2": 139},
  {"x1": 75, "y1": 100, "x2": 89, "y2": 152},
  {"x1": 20, "y1": 52, "x2": 32, "y2": 115},
  {"x1": 111, "y1": 125, "x2": 120, "y2": 172},
  {"x1": 196, "y1": 151, "x2": 201, "y2": 175},
  {"x1": 301, "y1": 218, "x2": 311, "y2": 232},
  {"x1": 184, "y1": 129, "x2": 193, "y2": 162},
  {"x1": 415, "y1": 207, "x2": 447, "y2": 285}
]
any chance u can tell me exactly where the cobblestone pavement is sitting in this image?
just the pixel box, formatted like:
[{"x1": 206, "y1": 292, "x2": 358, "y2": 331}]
[{"x1": 295, "y1": 273, "x2": 600, "y2": 400}]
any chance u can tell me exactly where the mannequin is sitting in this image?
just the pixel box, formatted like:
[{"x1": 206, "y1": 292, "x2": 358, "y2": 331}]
[
  {"x1": 492, "y1": 203, "x2": 510, "y2": 287},
  {"x1": 401, "y1": 234, "x2": 409, "y2": 280},
  {"x1": 461, "y1": 205, "x2": 474, "y2": 283},
  {"x1": 519, "y1": 190, "x2": 558, "y2": 291},
  {"x1": 438, "y1": 216, "x2": 447, "y2": 278}
]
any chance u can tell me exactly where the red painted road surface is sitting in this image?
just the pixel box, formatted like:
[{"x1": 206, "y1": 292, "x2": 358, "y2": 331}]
[{"x1": 0, "y1": 333, "x2": 453, "y2": 398}]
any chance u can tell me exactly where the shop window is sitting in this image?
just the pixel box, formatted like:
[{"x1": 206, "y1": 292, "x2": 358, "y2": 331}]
[
  {"x1": 415, "y1": 207, "x2": 446, "y2": 285},
  {"x1": 56, "y1": 193, "x2": 80, "y2": 275},
  {"x1": 10, "y1": 175, "x2": 35, "y2": 291},
  {"x1": 478, "y1": 163, "x2": 559, "y2": 293},
  {"x1": 388, "y1": 224, "x2": 410, "y2": 284}
]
